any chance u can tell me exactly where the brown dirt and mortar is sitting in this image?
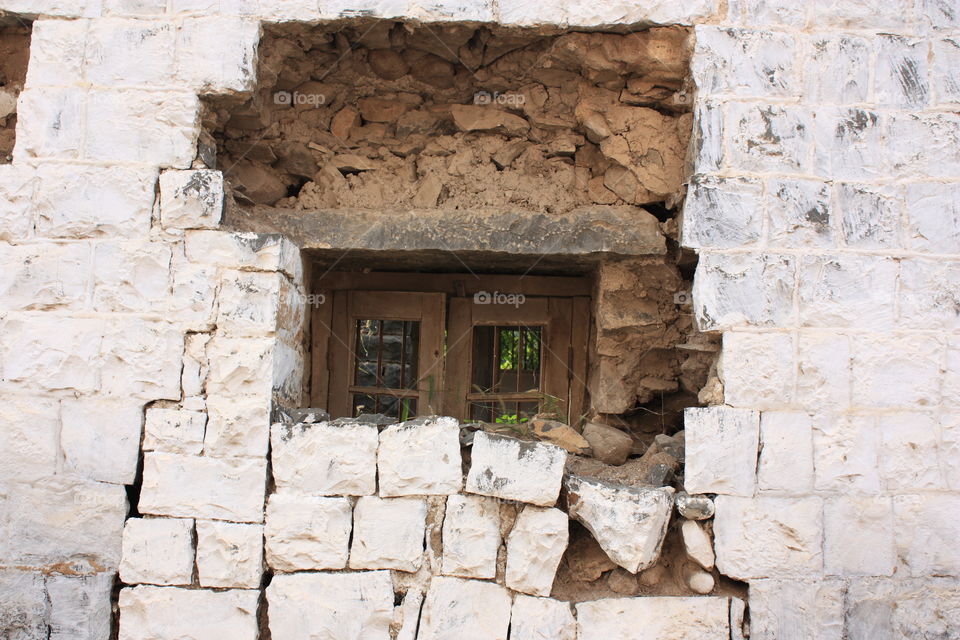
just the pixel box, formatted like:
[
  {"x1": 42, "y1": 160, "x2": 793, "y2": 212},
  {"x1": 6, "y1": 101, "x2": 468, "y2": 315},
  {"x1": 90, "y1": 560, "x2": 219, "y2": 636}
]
[
  {"x1": 202, "y1": 21, "x2": 694, "y2": 213},
  {"x1": 0, "y1": 21, "x2": 30, "y2": 163}
]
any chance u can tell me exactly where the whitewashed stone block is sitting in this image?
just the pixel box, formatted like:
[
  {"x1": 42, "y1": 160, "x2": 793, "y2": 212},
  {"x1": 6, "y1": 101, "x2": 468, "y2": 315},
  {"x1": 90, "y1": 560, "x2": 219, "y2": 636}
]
[
  {"x1": 84, "y1": 18, "x2": 176, "y2": 87},
  {"x1": 749, "y1": 579, "x2": 845, "y2": 640},
  {"x1": 0, "y1": 243, "x2": 90, "y2": 311},
  {"x1": 813, "y1": 415, "x2": 881, "y2": 493},
  {"x1": 169, "y1": 261, "x2": 218, "y2": 331},
  {"x1": 0, "y1": 395, "x2": 59, "y2": 483},
  {"x1": 271, "y1": 421, "x2": 378, "y2": 496},
  {"x1": 563, "y1": 0, "x2": 718, "y2": 26},
  {"x1": 418, "y1": 576, "x2": 512, "y2": 640},
  {"x1": 893, "y1": 495, "x2": 960, "y2": 577},
  {"x1": 899, "y1": 258, "x2": 960, "y2": 331},
  {"x1": 378, "y1": 416, "x2": 463, "y2": 497},
  {"x1": 139, "y1": 452, "x2": 267, "y2": 523},
  {"x1": 681, "y1": 520, "x2": 715, "y2": 570},
  {"x1": 681, "y1": 175, "x2": 762, "y2": 249},
  {"x1": 692, "y1": 252, "x2": 795, "y2": 331},
  {"x1": 196, "y1": 520, "x2": 263, "y2": 589},
  {"x1": 721, "y1": 334, "x2": 795, "y2": 409},
  {"x1": 204, "y1": 392, "x2": 271, "y2": 459},
  {"x1": 796, "y1": 332, "x2": 851, "y2": 409},
  {"x1": 0, "y1": 165, "x2": 37, "y2": 241},
  {"x1": 119, "y1": 518, "x2": 195, "y2": 586},
  {"x1": 119, "y1": 586, "x2": 259, "y2": 640},
  {"x1": 576, "y1": 596, "x2": 730, "y2": 640},
  {"x1": 267, "y1": 571, "x2": 393, "y2": 640},
  {"x1": 349, "y1": 496, "x2": 426, "y2": 572},
  {"x1": 26, "y1": 18, "x2": 88, "y2": 87},
  {"x1": 807, "y1": 0, "x2": 913, "y2": 30},
  {"x1": 836, "y1": 183, "x2": 901, "y2": 249},
  {"x1": 942, "y1": 413, "x2": 960, "y2": 490},
  {"x1": 265, "y1": 493, "x2": 351, "y2": 572},
  {"x1": 933, "y1": 38, "x2": 960, "y2": 104},
  {"x1": 685, "y1": 406, "x2": 760, "y2": 495},
  {"x1": 0, "y1": 316, "x2": 102, "y2": 394},
  {"x1": 693, "y1": 26, "x2": 798, "y2": 98},
  {"x1": 47, "y1": 573, "x2": 113, "y2": 640},
  {"x1": 407, "y1": 0, "x2": 494, "y2": 21},
  {"x1": 92, "y1": 241, "x2": 172, "y2": 313},
  {"x1": 874, "y1": 35, "x2": 929, "y2": 108},
  {"x1": 185, "y1": 231, "x2": 303, "y2": 283},
  {"x1": 887, "y1": 112, "x2": 960, "y2": 179},
  {"x1": 845, "y1": 577, "x2": 960, "y2": 639},
  {"x1": 851, "y1": 333, "x2": 943, "y2": 409},
  {"x1": 803, "y1": 35, "x2": 870, "y2": 105},
  {"x1": 905, "y1": 181, "x2": 960, "y2": 254},
  {"x1": 690, "y1": 99, "x2": 723, "y2": 172},
  {"x1": 565, "y1": 475, "x2": 673, "y2": 574},
  {"x1": 764, "y1": 177, "x2": 832, "y2": 248},
  {"x1": 824, "y1": 496, "x2": 894, "y2": 576},
  {"x1": 143, "y1": 408, "x2": 206, "y2": 455},
  {"x1": 176, "y1": 17, "x2": 259, "y2": 92},
  {"x1": 466, "y1": 431, "x2": 566, "y2": 506},
  {"x1": 0, "y1": 569, "x2": 47, "y2": 639},
  {"x1": 160, "y1": 170, "x2": 223, "y2": 229},
  {"x1": 726, "y1": 102, "x2": 810, "y2": 173},
  {"x1": 813, "y1": 108, "x2": 885, "y2": 180},
  {"x1": 878, "y1": 413, "x2": 942, "y2": 490},
  {"x1": 441, "y1": 494, "x2": 501, "y2": 579},
  {"x1": 99, "y1": 319, "x2": 184, "y2": 400},
  {"x1": 757, "y1": 411, "x2": 815, "y2": 492},
  {"x1": 216, "y1": 270, "x2": 302, "y2": 340},
  {"x1": 714, "y1": 496, "x2": 822, "y2": 580},
  {"x1": 506, "y1": 506, "x2": 568, "y2": 596},
  {"x1": 60, "y1": 398, "x2": 143, "y2": 485},
  {"x1": 510, "y1": 595, "x2": 576, "y2": 640},
  {"x1": 14, "y1": 88, "x2": 85, "y2": 160},
  {"x1": 798, "y1": 255, "x2": 897, "y2": 331}
]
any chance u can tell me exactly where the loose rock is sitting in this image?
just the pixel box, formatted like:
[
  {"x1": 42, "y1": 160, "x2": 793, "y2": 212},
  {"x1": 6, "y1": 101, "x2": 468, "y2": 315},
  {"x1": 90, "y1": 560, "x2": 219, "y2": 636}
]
[
  {"x1": 681, "y1": 520, "x2": 715, "y2": 570},
  {"x1": 582, "y1": 422, "x2": 633, "y2": 465},
  {"x1": 466, "y1": 431, "x2": 567, "y2": 507},
  {"x1": 676, "y1": 491, "x2": 715, "y2": 520},
  {"x1": 530, "y1": 418, "x2": 591, "y2": 454}
]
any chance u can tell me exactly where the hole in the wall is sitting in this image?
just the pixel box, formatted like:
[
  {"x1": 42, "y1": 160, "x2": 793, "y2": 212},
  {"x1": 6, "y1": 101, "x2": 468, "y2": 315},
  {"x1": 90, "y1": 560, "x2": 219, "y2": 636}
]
[{"x1": 0, "y1": 16, "x2": 31, "y2": 164}]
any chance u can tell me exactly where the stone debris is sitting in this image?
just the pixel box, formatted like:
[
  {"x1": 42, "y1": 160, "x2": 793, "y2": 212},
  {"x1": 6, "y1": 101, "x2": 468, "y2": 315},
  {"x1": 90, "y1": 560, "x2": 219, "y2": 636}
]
[
  {"x1": 378, "y1": 416, "x2": 463, "y2": 497},
  {"x1": 267, "y1": 571, "x2": 394, "y2": 640},
  {"x1": 119, "y1": 586, "x2": 260, "y2": 640},
  {"x1": 510, "y1": 595, "x2": 577, "y2": 640},
  {"x1": 565, "y1": 532, "x2": 618, "y2": 582},
  {"x1": 466, "y1": 431, "x2": 567, "y2": 507},
  {"x1": 686, "y1": 568, "x2": 715, "y2": 595},
  {"x1": 676, "y1": 491, "x2": 715, "y2": 520},
  {"x1": 607, "y1": 568, "x2": 640, "y2": 595},
  {"x1": 441, "y1": 494, "x2": 501, "y2": 580},
  {"x1": 196, "y1": 520, "x2": 264, "y2": 589},
  {"x1": 575, "y1": 596, "x2": 730, "y2": 640},
  {"x1": 505, "y1": 506, "x2": 569, "y2": 597},
  {"x1": 565, "y1": 475, "x2": 673, "y2": 573},
  {"x1": 582, "y1": 422, "x2": 634, "y2": 465},
  {"x1": 680, "y1": 520, "x2": 715, "y2": 570},
  {"x1": 265, "y1": 493, "x2": 352, "y2": 572},
  {"x1": 270, "y1": 420, "x2": 378, "y2": 496},
  {"x1": 530, "y1": 417, "x2": 591, "y2": 454},
  {"x1": 349, "y1": 496, "x2": 428, "y2": 572},
  {"x1": 417, "y1": 576, "x2": 512, "y2": 640},
  {"x1": 119, "y1": 518, "x2": 195, "y2": 587}
]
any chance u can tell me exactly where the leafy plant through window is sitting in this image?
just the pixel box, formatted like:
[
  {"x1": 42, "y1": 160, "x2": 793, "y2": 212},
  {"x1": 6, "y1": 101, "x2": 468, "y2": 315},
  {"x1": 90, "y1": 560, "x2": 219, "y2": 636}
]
[{"x1": 470, "y1": 325, "x2": 543, "y2": 423}]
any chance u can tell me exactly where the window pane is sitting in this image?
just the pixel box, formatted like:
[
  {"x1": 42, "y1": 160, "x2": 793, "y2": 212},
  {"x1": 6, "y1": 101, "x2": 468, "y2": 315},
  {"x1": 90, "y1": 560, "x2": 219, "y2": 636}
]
[
  {"x1": 354, "y1": 319, "x2": 420, "y2": 390},
  {"x1": 472, "y1": 325, "x2": 542, "y2": 393},
  {"x1": 469, "y1": 400, "x2": 539, "y2": 424},
  {"x1": 352, "y1": 393, "x2": 417, "y2": 420}
]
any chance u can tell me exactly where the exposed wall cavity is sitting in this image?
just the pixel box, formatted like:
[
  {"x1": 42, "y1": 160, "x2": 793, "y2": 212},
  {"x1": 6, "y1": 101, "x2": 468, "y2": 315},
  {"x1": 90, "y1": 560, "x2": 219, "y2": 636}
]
[{"x1": 0, "y1": 19, "x2": 30, "y2": 163}]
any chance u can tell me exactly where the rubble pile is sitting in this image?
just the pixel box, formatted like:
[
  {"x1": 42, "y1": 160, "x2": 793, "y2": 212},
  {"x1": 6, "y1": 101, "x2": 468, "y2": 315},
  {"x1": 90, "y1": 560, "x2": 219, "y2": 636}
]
[{"x1": 0, "y1": 22, "x2": 30, "y2": 163}]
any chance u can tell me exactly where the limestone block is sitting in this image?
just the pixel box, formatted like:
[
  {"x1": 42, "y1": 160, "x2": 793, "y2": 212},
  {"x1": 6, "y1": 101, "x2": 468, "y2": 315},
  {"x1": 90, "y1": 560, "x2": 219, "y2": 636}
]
[
  {"x1": 796, "y1": 332, "x2": 851, "y2": 409},
  {"x1": 175, "y1": 17, "x2": 259, "y2": 92},
  {"x1": 757, "y1": 411, "x2": 815, "y2": 493},
  {"x1": 764, "y1": 178, "x2": 832, "y2": 248},
  {"x1": 84, "y1": 90, "x2": 199, "y2": 166},
  {"x1": 441, "y1": 494, "x2": 501, "y2": 579},
  {"x1": 681, "y1": 175, "x2": 762, "y2": 249},
  {"x1": 34, "y1": 164, "x2": 157, "y2": 239},
  {"x1": 562, "y1": 0, "x2": 718, "y2": 26},
  {"x1": 25, "y1": 18, "x2": 88, "y2": 87},
  {"x1": 692, "y1": 26, "x2": 798, "y2": 98},
  {"x1": 267, "y1": 571, "x2": 394, "y2": 640},
  {"x1": 0, "y1": 0, "x2": 100, "y2": 16},
  {"x1": 684, "y1": 406, "x2": 759, "y2": 496},
  {"x1": 812, "y1": 107, "x2": 885, "y2": 180},
  {"x1": 14, "y1": 88, "x2": 85, "y2": 160},
  {"x1": 836, "y1": 183, "x2": 902, "y2": 250},
  {"x1": 0, "y1": 316, "x2": 102, "y2": 393},
  {"x1": 204, "y1": 392, "x2": 271, "y2": 459},
  {"x1": 139, "y1": 452, "x2": 267, "y2": 523},
  {"x1": 168, "y1": 261, "x2": 218, "y2": 330},
  {"x1": 803, "y1": 35, "x2": 870, "y2": 105},
  {"x1": 119, "y1": 586, "x2": 259, "y2": 640},
  {"x1": 806, "y1": 0, "x2": 913, "y2": 30},
  {"x1": 749, "y1": 579, "x2": 845, "y2": 640},
  {"x1": 898, "y1": 258, "x2": 960, "y2": 331},
  {"x1": 676, "y1": 492, "x2": 715, "y2": 520},
  {"x1": 196, "y1": 520, "x2": 263, "y2": 588},
  {"x1": 143, "y1": 408, "x2": 206, "y2": 455},
  {"x1": 184, "y1": 230, "x2": 303, "y2": 283},
  {"x1": 851, "y1": 333, "x2": 943, "y2": 408},
  {"x1": 878, "y1": 413, "x2": 942, "y2": 490},
  {"x1": 92, "y1": 241, "x2": 172, "y2": 313},
  {"x1": 720, "y1": 331, "x2": 795, "y2": 409},
  {"x1": 418, "y1": 576, "x2": 512, "y2": 640},
  {"x1": 466, "y1": 431, "x2": 566, "y2": 506},
  {"x1": 0, "y1": 569, "x2": 47, "y2": 639},
  {"x1": 905, "y1": 179, "x2": 960, "y2": 255},
  {"x1": 823, "y1": 497, "x2": 894, "y2": 576},
  {"x1": 265, "y1": 493, "x2": 352, "y2": 572},
  {"x1": 270, "y1": 421, "x2": 378, "y2": 496},
  {"x1": 85, "y1": 18, "x2": 176, "y2": 87},
  {"x1": 0, "y1": 243, "x2": 90, "y2": 311},
  {"x1": 1, "y1": 478, "x2": 127, "y2": 572},
  {"x1": 933, "y1": 38, "x2": 960, "y2": 104},
  {"x1": 407, "y1": 0, "x2": 494, "y2": 21},
  {"x1": 119, "y1": 518, "x2": 195, "y2": 586},
  {"x1": 510, "y1": 595, "x2": 576, "y2": 640},
  {"x1": 713, "y1": 496, "x2": 822, "y2": 579},
  {"x1": 99, "y1": 319, "x2": 184, "y2": 400},
  {"x1": 845, "y1": 577, "x2": 960, "y2": 640},
  {"x1": 60, "y1": 397, "x2": 143, "y2": 485},
  {"x1": 349, "y1": 496, "x2": 427, "y2": 572},
  {"x1": 943, "y1": 414, "x2": 960, "y2": 490},
  {"x1": 0, "y1": 394, "x2": 59, "y2": 483},
  {"x1": 887, "y1": 112, "x2": 960, "y2": 179},
  {"x1": 726, "y1": 102, "x2": 810, "y2": 173},
  {"x1": 505, "y1": 506, "x2": 568, "y2": 596},
  {"x1": 692, "y1": 252, "x2": 796, "y2": 331},
  {"x1": 690, "y1": 99, "x2": 723, "y2": 173},
  {"x1": 0, "y1": 165, "x2": 36, "y2": 241},
  {"x1": 813, "y1": 415, "x2": 881, "y2": 492},
  {"x1": 565, "y1": 475, "x2": 673, "y2": 573},
  {"x1": 800, "y1": 254, "x2": 898, "y2": 330},
  {"x1": 47, "y1": 573, "x2": 113, "y2": 640},
  {"x1": 576, "y1": 596, "x2": 730, "y2": 640},
  {"x1": 181, "y1": 333, "x2": 210, "y2": 399},
  {"x1": 217, "y1": 270, "x2": 303, "y2": 341},
  {"x1": 378, "y1": 417, "x2": 463, "y2": 496},
  {"x1": 874, "y1": 35, "x2": 929, "y2": 108},
  {"x1": 160, "y1": 169, "x2": 224, "y2": 229},
  {"x1": 681, "y1": 520, "x2": 715, "y2": 570},
  {"x1": 893, "y1": 495, "x2": 960, "y2": 577}
]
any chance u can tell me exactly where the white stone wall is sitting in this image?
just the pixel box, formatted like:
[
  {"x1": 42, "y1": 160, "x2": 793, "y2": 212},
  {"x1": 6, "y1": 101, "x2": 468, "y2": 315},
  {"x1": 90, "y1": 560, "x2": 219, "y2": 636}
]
[{"x1": 0, "y1": 0, "x2": 957, "y2": 638}]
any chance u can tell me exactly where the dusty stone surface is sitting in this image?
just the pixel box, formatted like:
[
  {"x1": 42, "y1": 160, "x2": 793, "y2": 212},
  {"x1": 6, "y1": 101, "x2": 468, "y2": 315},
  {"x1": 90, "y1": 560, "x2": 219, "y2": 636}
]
[
  {"x1": 265, "y1": 493, "x2": 352, "y2": 572},
  {"x1": 196, "y1": 520, "x2": 264, "y2": 589},
  {"x1": 582, "y1": 422, "x2": 633, "y2": 465},
  {"x1": 576, "y1": 596, "x2": 730, "y2": 639},
  {"x1": 119, "y1": 586, "x2": 260, "y2": 640},
  {"x1": 510, "y1": 595, "x2": 577, "y2": 640},
  {"x1": 441, "y1": 494, "x2": 501, "y2": 580},
  {"x1": 505, "y1": 506, "x2": 569, "y2": 596},
  {"x1": 566, "y1": 475, "x2": 674, "y2": 573},
  {"x1": 418, "y1": 576, "x2": 512, "y2": 640},
  {"x1": 466, "y1": 431, "x2": 567, "y2": 506},
  {"x1": 119, "y1": 518, "x2": 195, "y2": 587},
  {"x1": 378, "y1": 416, "x2": 463, "y2": 497},
  {"x1": 270, "y1": 420, "x2": 378, "y2": 496},
  {"x1": 349, "y1": 496, "x2": 427, "y2": 572}
]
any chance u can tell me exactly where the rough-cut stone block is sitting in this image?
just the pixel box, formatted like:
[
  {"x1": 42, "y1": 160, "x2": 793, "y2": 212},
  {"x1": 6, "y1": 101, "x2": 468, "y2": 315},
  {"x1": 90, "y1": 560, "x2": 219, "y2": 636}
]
[
  {"x1": 721, "y1": 331, "x2": 795, "y2": 410},
  {"x1": 506, "y1": 506, "x2": 568, "y2": 596},
  {"x1": 184, "y1": 231, "x2": 303, "y2": 283},
  {"x1": 418, "y1": 576, "x2": 512, "y2": 640},
  {"x1": 60, "y1": 397, "x2": 143, "y2": 485},
  {"x1": 175, "y1": 17, "x2": 259, "y2": 92},
  {"x1": 143, "y1": 408, "x2": 206, "y2": 455},
  {"x1": 692, "y1": 252, "x2": 795, "y2": 331},
  {"x1": 196, "y1": 520, "x2": 263, "y2": 589},
  {"x1": 905, "y1": 181, "x2": 960, "y2": 255},
  {"x1": 943, "y1": 413, "x2": 960, "y2": 491},
  {"x1": 851, "y1": 333, "x2": 943, "y2": 409},
  {"x1": 441, "y1": 494, "x2": 501, "y2": 579},
  {"x1": 799, "y1": 255, "x2": 898, "y2": 331},
  {"x1": 690, "y1": 99, "x2": 723, "y2": 172},
  {"x1": 796, "y1": 332, "x2": 851, "y2": 409},
  {"x1": 0, "y1": 395, "x2": 59, "y2": 483},
  {"x1": 565, "y1": 475, "x2": 673, "y2": 574},
  {"x1": 267, "y1": 571, "x2": 393, "y2": 640},
  {"x1": 14, "y1": 88, "x2": 85, "y2": 160},
  {"x1": 836, "y1": 183, "x2": 902, "y2": 250},
  {"x1": 378, "y1": 416, "x2": 462, "y2": 496},
  {"x1": 119, "y1": 586, "x2": 259, "y2": 640},
  {"x1": 813, "y1": 108, "x2": 885, "y2": 180},
  {"x1": 749, "y1": 579, "x2": 845, "y2": 640},
  {"x1": 204, "y1": 392, "x2": 271, "y2": 459},
  {"x1": 681, "y1": 175, "x2": 762, "y2": 249},
  {"x1": 139, "y1": 452, "x2": 267, "y2": 523},
  {"x1": 271, "y1": 421, "x2": 378, "y2": 496},
  {"x1": 824, "y1": 496, "x2": 894, "y2": 576},
  {"x1": 216, "y1": 270, "x2": 300, "y2": 339},
  {"x1": 714, "y1": 496, "x2": 822, "y2": 579},
  {"x1": 845, "y1": 577, "x2": 960, "y2": 640},
  {"x1": 0, "y1": 243, "x2": 90, "y2": 311},
  {"x1": 684, "y1": 406, "x2": 759, "y2": 496},
  {"x1": 0, "y1": 165, "x2": 37, "y2": 242},
  {"x1": 806, "y1": 0, "x2": 913, "y2": 30},
  {"x1": 26, "y1": 18, "x2": 88, "y2": 87},
  {"x1": 99, "y1": 319, "x2": 184, "y2": 400},
  {"x1": 726, "y1": 102, "x2": 811, "y2": 173},
  {"x1": 893, "y1": 495, "x2": 960, "y2": 577},
  {"x1": 350, "y1": 496, "x2": 426, "y2": 572},
  {"x1": 878, "y1": 413, "x2": 942, "y2": 491},
  {"x1": 85, "y1": 18, "x2": 176, "y2": 87},
  {"x1": 933, "y1": 38, "x2": 960, "y2": 104},
  {"x1": 693, "y1": 26, "x2": 798, "y2": 98},
  {"x1": 92, "y1": 241, "x2": 171, "y2": 313},
  {"x1": 0, "y1": 569, "x2": 47, "y2": 639},
  {"x1": 813, "y1": 415, "x2": 881, "y2": 493},
  {"x1": 874, "y1": 35, "x2": 929, "y2": 109},
  {"x1": 576, "y1": 596, "x2": 730, "y2": 640},
  {"x1": 265, "y1": 493, "x2": 352, "y2": 572},
  {"x1": 887, "y1": 112, "x2": 960, "y2": 179},
  {"x1": 764, "y1": 177, "x2": 832, "y2": 248},
  {"x1": 119, "y1": 518, "x2": 195, "y2": 586},
  {"x1": 47, "y1": 573, "x2": 114, "y2": 640},
  {"x1": 757, "y1": 411, "x2": 815, "y2": 492},
  {"x1": 803, "y1": 35, "x2": 870, "y2": 104},
  {"x1": 466, "y1": 431, "x2": 566, "y2": 506},
  {"x1": 510, "y1": 595, "x2": 576, "y2": 640},
  {"x1": 1, "y1": 316, "x2": 102, "y2": 394},
  {"x1": 160, "y1": 169, "x2": 224, "y2": 229},
  {"x1": 899, "y1": 258, "x2": 960, "y2": 331}
]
